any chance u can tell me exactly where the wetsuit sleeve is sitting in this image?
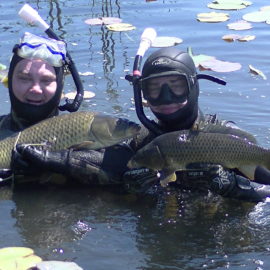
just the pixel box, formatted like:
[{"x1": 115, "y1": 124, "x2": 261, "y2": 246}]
[{"x1": 14, "y1": 143, "x2": 134, "y2": 186}]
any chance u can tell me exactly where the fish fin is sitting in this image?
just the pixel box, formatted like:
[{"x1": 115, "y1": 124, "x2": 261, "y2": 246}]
[
  {"x1": 69, "y1": 141, "x2": 96, "y2": 150},
  {"x1": 160, "y1": 170, "x2": 177, "y2": 187},
  {"x1": 238, "y1": 165, "x2": 256, "y2": 180}
]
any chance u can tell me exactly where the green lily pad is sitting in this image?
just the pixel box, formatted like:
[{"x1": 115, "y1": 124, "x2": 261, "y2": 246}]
[
  {"x1": 84, "y1": 17, "x2": 122, "y2": 25},
  {"x1": 208, "y1": 3, "x2": 249, "y2": 10},
  {"x1": 0, "y1": 63, "x2": 6, "y2": 70},
  {"x1": 227, "y1": 20, "x2": 252, "y2": 30},
  {"x1": 151, "y1": 36, "x2": 183, "y2": 47},
  {"x1": 197, "y1": 11, "x2": 230, "y2": 22},
  {"x1": 187, "y1": 47, "x2": 215, "y2": 67},
  {"x1": 35, "y1": 261, "x2": 83, "y2": 270},
  {"x1": 213, "y1": 0, "x2": 252, "y2": 4},
  {"x1": 106, "y1": 23, "x2": 136, "y2": 32},
  {"x1": 199, "y1": 59, "x2": 242, "y2": 72},
  {"x1": 242, "y1": 11, "x2": 270, "y2": 22}
]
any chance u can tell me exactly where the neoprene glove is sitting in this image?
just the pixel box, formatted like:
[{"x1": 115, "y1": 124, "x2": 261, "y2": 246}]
[
  {"x1": 11, "y1": 144, "x2": 70, "y2": 175},
  {"x1": 123, "y1": 168, "x2": 159, "y2": 193}
]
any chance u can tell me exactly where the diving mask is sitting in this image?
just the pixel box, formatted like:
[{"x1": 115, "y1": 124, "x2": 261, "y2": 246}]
[
  {"x1": 142, "y1": 74, "x2": 191, "y2": 106},
  {"x1": 15, "y1": 32, "x2": 67, "y2": 67}
]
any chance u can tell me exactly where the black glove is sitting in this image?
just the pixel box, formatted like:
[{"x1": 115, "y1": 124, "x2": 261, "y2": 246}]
[
  {"x1": 11, "y1": 144, "x2": 70, "y2": 175},
  {"x1": 123, "y1": 168, "x2": 159, "y2": 193}
]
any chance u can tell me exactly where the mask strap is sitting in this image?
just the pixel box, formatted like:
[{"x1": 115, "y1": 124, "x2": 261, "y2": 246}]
[{"x1": 197, "y1": 74, "x2": 226, "y2": 85}]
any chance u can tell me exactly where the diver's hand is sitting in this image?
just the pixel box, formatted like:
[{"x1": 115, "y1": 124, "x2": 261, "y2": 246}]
[
  {"x1": 185, "y1": 163, "x2": 235, "y2": 194},
  {"x1": 11, "y1": 144, "x2": 70, "y2": 175},
  {"x1": 123, "y1": 168, "x2": 159, "y2": 193}
]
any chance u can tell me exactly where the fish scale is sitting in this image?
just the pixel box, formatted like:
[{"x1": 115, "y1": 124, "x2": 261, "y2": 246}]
[{"x1": 0, "y1": 111, "x2": 140, "y2": 169}]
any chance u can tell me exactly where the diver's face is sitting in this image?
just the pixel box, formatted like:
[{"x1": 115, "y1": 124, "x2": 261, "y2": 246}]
[
  {"x1": 12, "y1": 58, "x2": 57, "y2": 105},
  {"x1": 145, "y1": 75, "x2": 188, "y2": 115}
]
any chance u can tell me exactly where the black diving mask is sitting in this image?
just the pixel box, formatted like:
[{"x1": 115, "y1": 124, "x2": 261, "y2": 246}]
[{"x1": 142, "y1": 74, "x2": 191, "y2": 106}]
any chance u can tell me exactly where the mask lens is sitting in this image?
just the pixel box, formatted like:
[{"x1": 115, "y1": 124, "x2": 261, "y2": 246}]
[
  {"x1": 144, "y1": 75, "x2": 189, "y2": 100},
  {"x1": 16, "y1": 32, "x2": 67, "y2": 67}
]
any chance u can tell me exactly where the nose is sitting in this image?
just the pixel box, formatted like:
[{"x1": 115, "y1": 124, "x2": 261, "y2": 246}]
[{"x1": 30, "y1": 82, "x2": 43, "y2": 94}]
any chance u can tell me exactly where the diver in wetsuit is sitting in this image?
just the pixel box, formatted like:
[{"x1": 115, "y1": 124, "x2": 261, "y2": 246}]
[
  {"x1": 0, "y1": 31, "x2": 84, "y2": 183},
  {"x1": 9, "y1": 45, "x2": 270, "y2": 202}
]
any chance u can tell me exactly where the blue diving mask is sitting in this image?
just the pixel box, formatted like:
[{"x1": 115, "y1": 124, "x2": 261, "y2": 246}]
[{"x1": 15, "y1": 32, "x2": 67, "y2": 67}]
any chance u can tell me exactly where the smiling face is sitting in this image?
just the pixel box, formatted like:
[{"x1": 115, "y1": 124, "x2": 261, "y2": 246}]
[{"x1": 12, "y1": 58, "x2": 57, "y2": 105}]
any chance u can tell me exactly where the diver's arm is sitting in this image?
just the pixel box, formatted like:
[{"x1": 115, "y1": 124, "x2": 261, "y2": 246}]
[
  {"x1": 208, "y1": 166, "x2": 270, "y2": 202},
  {"x1": 13, "y1": 143, "x2": 134, "y2": 186}
]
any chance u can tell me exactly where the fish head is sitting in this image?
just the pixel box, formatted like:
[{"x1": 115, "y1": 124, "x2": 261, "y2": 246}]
[
  {"x1": 89, "y1": 115, "x2": 141, "y2": 149},
  {"x1": 128, "y1": 142, "x2": 165, "y2": 170}
]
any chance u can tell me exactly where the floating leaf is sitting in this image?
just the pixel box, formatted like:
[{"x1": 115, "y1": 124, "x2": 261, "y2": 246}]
[
  {"x1": 187, "y1": 47, "x2": 215, "y2": 68},
  {"x1": 151, "y1": 36, "x2": 183, "y2": 48},
  {"x1": 260, "y1": 6, "x2": 270, "y2": 12},
  {"x1": 227, "y1": 20, "x2": 252, "y2": 30},
  {"x1": 222, "y1": 34, "x2": 241, "y2": 42},
  {"x1": 63, "y1": 90, "x2": 95, "y2": 100},
  {"x1": 242, "y1": 11, "x2": 270, "y2": 22},
  {"x1": 0, "y1": 63, "x2": 6, "y2": 70},
  {"x1": 106, "y1": 23, "x2": 136, "y2": 32},
  {"x1": 84, "y1": 17, "x2": 122, "y2": 25},
  {"x1": 78, "y1": 71, "x2": 95, "y2": 76},
  {"x1": 199, "y1": 59, "x2": 242, "y2": 72},
  {"x1": 197, "y1": 11, "x2": 229, "y2": 22},
  {"x1": 208, "y1": 3, "x2": 249, "y2": 10},
  {"x1": 238, "y1": 35, "x2": 255, "y2": 42},
  {"x1": 213, "y1": 0, "x2": 252, "y2": 5},
  {"x1": 222, "y1": 34, "x2": 255, "y2": 42},
  {"x1": 0, "y1": 247, "x2": 42, "y2": 270},
  {"x1": 249, "y1": 65, "x2": 267, "y2": 80},
  {"x1": 0, "y1": 70, "x2": 8, "y2": 88},
  {"x1": 35, "y1": 261, "x2": 83, "y2": 270}
]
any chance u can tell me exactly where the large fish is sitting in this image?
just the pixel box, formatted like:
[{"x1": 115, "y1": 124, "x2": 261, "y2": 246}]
[
  {"x1": 128, "y1": 129, "x2": 270, "y2": 186},
  {"x1": 0, "y1": 111, "x2": 140, "y2": 169}
]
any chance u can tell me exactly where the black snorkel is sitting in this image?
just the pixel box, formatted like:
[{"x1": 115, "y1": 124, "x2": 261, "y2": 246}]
[
  {"x1": 18, "y1": 4, "x2": 84, "y2": 112},
  {"x1": 125, "y1": 28, "x2": 163, "y2": 135},
  {"x1": 126, "y1": 29, "x2": 227, "y2": 136}
]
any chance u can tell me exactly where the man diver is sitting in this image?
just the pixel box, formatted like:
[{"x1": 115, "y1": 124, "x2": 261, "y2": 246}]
[{"x1": 6, "y1": 42, "x2": 270, "y2": 202}]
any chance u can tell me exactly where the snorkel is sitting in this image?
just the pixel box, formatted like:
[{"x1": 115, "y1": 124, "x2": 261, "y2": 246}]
[
  {"x1": 18, "y1": 4, "x2": 84, "y2": 112},
  {"x1": 126, "y1": 29, "x2": 227, "y2": 135},
  {"x1": 126, "y1": 28, "x2": 163, "y2": 135}
]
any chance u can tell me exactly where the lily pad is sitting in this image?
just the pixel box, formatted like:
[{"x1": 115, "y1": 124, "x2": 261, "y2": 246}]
[
  {"x1": 78, "y1": 71, "x2": 95, "y2": 76},
  {"x1": 249, "y1": 65, "x2": 267, "y2": 80},
  {"x1": 199, "y1": 59, "x2": 242, "y2": 72},
  {"x1": 106, "y1": 23, "x2": 136, "y2": 32},
  {"x1": 0, "y1": 63, "x2": 6, "y2": 70},
  {"x1": 63, "y1": 90, "x2": 95, "y2": 100},
  {"x1": 260, "y1": 6, "x2": 270, "y2": 12},
  {"x1": 187, "y1": 47, "x2": 215, "y2": 68},
  {"x1": 0, "y1": 70, "x2": 8, "y2": 87},
  {"x1": 0, "y1": 247, "x2": 42, "y2": 270},
  {"x1": 238, "y1": 35, "x2": 255, "y2": 42},
  {"x1": 222, "y1": 34, "x2": 255, "y2": 42},
  {"x1": 84, "y1": 17, "x2": 122, "y2": 25},
  {"x1": 208, "y1": 3, "x2": 249, "y2": 10},
  {"x1": 151, "y1": 36, "x2": 183, "y2": 47},
  {"x1": 197, "y1": 12, "x2": 230, "y2": 22},
  {"x1": 242, "y1": 11, "x2": 270, "y2": 22},
  {"x1": 213, "y1": 0, "x2": 252, "y2": 4},
  {"x1": 227, "y1": 20, "x2": 252, "y2": 30},
  {"x1": 35, "y1": 261, "x2": 83, "y2": 270}
]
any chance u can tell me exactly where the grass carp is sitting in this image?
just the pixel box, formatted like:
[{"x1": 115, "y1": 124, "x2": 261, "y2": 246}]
[
  {"x1": 128, "y1": 129, "x2": 270, "y2": 186},
  {"x1": 0, "y1": 111, "x2": 140, "y2": 169}
]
